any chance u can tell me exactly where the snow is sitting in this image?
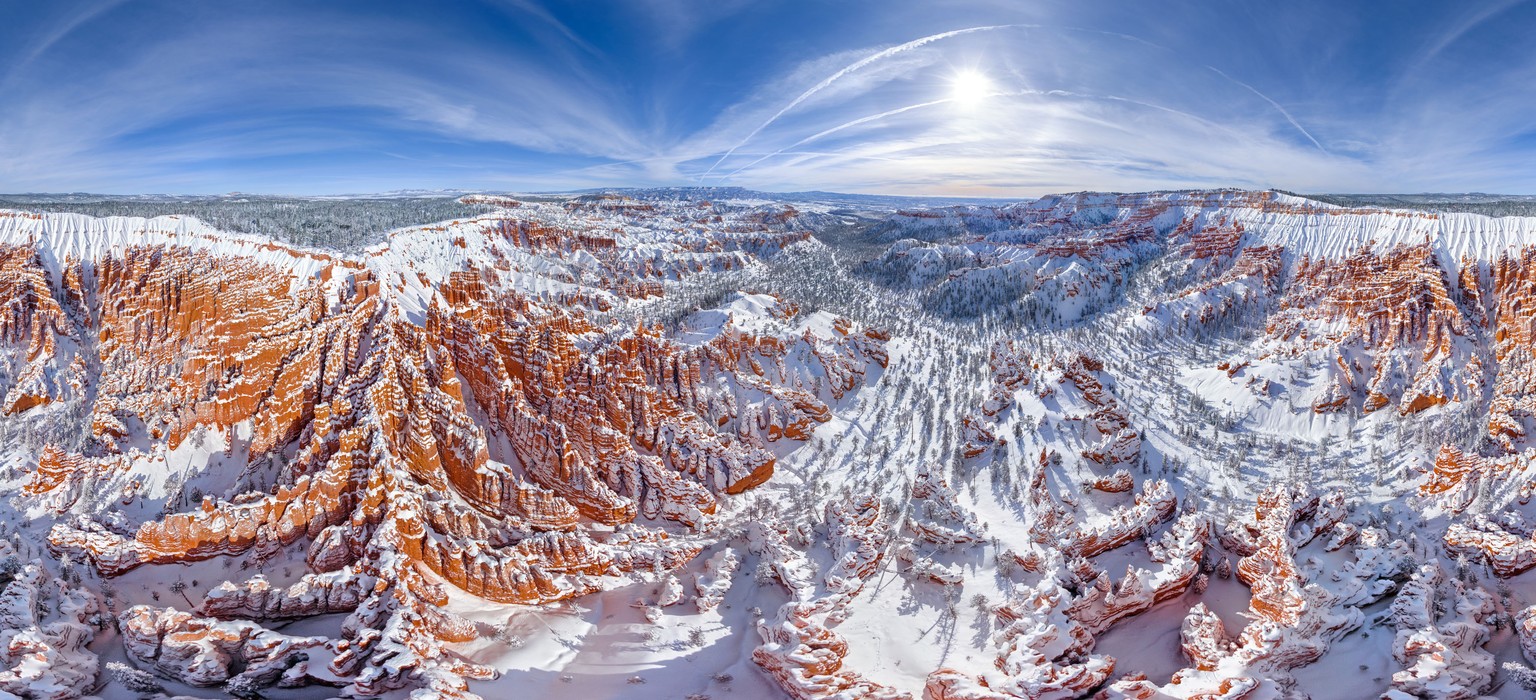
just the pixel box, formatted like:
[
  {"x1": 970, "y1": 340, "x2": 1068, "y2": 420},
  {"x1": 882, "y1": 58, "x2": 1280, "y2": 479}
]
[
  {"x1": 5, "y1": 189, "x2": 1536, "y2": 699},
  {"x1": 0, "y1": 210, "x2": 338, "y2": 281}
]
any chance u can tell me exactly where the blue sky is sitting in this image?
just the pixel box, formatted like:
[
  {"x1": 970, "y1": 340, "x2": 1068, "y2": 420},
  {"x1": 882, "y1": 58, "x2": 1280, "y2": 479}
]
[{"x1": 2, "y1": 0, "x2": 1534, "y2": 196}]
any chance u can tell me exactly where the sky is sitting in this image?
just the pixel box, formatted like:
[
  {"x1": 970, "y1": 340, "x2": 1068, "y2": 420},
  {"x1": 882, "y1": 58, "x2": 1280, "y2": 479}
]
[{"x1": 1, "y1": 0, "x2": 1535, "y2": 196}]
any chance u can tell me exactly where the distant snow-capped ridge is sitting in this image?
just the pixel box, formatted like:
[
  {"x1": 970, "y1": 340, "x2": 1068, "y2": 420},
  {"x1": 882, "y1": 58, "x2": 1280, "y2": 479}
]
[
  {"x1": 11, "y1": 188, "x2": 1536, "y2": 269},
  {"x1": 881, "y1": 188, "x2": 1536, "y2": 266},
  {"x1": 0, "y1": 193, "x2": 828, "y2": 317}
]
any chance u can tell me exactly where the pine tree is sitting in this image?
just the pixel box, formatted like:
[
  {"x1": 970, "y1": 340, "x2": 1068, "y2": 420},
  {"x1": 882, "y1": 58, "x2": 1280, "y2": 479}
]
[
  {"x1": 225, "y1": 674, "x2": 266, "y2": 699},
  {"x1": 1503, "y1": 661, "x2": 1536, "y2": 692},
  {"x1": 106, "y1": 661, "x2": 164, "y2": 694}
]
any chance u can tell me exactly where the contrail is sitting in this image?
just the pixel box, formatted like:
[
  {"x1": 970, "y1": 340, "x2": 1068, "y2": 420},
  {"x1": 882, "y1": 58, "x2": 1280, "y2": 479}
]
[
  {"x1": 699, "y1": 24, "x2": 1022, "y2": 179},
  {"x1": 4, "y1": 0, "x2": 127, "y2": 89},
  {"x1": 725, "y1": 89, "x2": 1252, "y2": 178},
  {"x1": 1206, "y1": 66, "x2": 1328, "y2": 154},
  {"x1": 736, "y1": 150, "x2": 906, "y2": 166},
  {"x1": 725, "y1": 98, "x2": 956, "y2": 177},
  {"x1": 1065, "y1": 90, "x2": 1250, "y2": 140}
]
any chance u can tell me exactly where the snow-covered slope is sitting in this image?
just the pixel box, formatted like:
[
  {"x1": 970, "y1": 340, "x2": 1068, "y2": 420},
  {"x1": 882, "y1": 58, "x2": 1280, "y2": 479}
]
[{"x1": 4, "y1": 189, "x2": 1536, "y2": 700}]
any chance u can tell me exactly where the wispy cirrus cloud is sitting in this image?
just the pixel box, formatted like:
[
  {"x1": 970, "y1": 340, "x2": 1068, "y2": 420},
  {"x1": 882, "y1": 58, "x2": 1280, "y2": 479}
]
[{"x1": 1, "y1": 0, "x2": 1534, "y2": 195}]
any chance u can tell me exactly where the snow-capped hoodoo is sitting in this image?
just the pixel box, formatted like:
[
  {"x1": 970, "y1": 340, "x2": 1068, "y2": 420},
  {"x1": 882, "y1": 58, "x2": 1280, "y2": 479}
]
[{"x1": 6, "y1": 189, "x2": 1536, "y2": 699}]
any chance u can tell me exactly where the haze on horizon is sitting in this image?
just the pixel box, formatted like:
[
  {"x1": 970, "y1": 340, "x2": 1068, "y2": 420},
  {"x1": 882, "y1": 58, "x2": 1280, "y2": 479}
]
[{"x1": 2, "y1": 0, "x2": 1533, "y2": 197}]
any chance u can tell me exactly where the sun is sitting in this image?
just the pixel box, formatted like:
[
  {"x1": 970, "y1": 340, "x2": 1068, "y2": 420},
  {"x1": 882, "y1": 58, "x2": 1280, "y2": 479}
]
[{"x1": 949, "y1": 69, "x2": 994, "y2": 108}]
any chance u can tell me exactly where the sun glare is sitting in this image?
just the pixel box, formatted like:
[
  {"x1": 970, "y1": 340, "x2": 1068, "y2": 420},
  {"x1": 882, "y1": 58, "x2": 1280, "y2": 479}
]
[{"x1": 950, "y1": 69, "x2": 993, "y2": 108}]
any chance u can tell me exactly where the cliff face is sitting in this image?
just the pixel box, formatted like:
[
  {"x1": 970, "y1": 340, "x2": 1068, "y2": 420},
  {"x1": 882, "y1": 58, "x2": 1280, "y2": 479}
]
[
  {"x1": 0, "y1": 244, "x2": 84, "y2": 416},
  {"x1": 859, "y1": 190, "x2": 1536, "y2": 700},
  {"x1": 1262, "y1": 244, "x2": 1474, "y2": 415},
  {"x1": 6, "y1": 198, "x2": 884, "y2": 698},
  {"x1": 17, "y1": 189, "x2": 1536, "y2": 699},
  {"x1": 885, "y1": 190, "x2": 1518, "y2": 419}
]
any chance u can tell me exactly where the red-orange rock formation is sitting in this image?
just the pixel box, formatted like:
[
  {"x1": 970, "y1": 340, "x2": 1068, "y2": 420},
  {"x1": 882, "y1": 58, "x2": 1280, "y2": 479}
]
[
  {"x1": 1144, "y1": 241, "x2": 1282, "y2": 327},
  {"x1": 0, "y1": 245, "x2": 83, "y2": 415},
  {"x1": 1264, "y1": 245, "x2": 1473, "y2": 414},
  {"x1": 0, "y1": 559, "x2": 102, "y2": 700},
  {"x1": 1484, "y1": 248, "x2": 1536, "y2": 449},
  {"x1": 961, "y1": 416, "x2": 1001, "y2": 458},
  {"x1": 906, "y1": 463, "x2": 983, "y2": 544},
  {"x1": 1090, "y1": 470, "x2": 1134, "y2": 493},
  {"x1": 929, "y1": 580, "x2": 1115, "y2": 699},
  {"x1": 1444, "y1": 516, "x2": 1536, "y2": 576},
  {"x1": 1068, "y1": 479, "x2": 1176, "y2": 559},
  {"x1": 1419, "y1": 445, "x2": 1536, "y2": 512},
  {"x1": 120, "y1": 605, "x2": 338, "y2": 689},
  {"x1": 1059, "y1": 354, "x2": 1142, "y2": 469},
  {"x1": 18, "y1": 200, "x2": 882, "y2": 699},
  {"x1": 1066, "y1": 513, "x2": 1209, "y2": 634},
  {"x1": 1382, "y1": 564, "x2": 1496, "y2": 699},
  {"x1": 751, "y1": 496, "x2": 910, "y2": 700},
  {"x1": 1103, "y1": 486, "x2": 1401, "y2": 699},
  {"x1": 981, "y1": 342, "x2": 1033, "y2": 416}
]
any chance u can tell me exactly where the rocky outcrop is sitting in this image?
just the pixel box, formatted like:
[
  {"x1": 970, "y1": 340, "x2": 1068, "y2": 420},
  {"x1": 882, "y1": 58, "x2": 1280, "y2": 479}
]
[
  {"x1": 1264, "y1": 244, "x2": 1475, "y2": 414},
  {"x1": 0, "y1": 557, "x2": 101, "y2": 700},
  {"x1": 1444, "y1": 516, "x2": 1536, "y2": 576},
  {"x1": 961, "y1": 416, "x2": 1001, "y2": 458},
  {"x1": 1485, "y1": 249, "x2": 1536, "y2": 450},
  {"x1": 1516, "y1": 604, "x2": 1536, "y2": 664},
  {"x1": 1067, "y1": 479, "x2": 1176, "y2": 559},
  {"x1": 1143, "y1": 217, "x2": 1283, "y2": 328},
  {"x1": 1106, "y1": 487, "x2": 1400, "y2": 699},
  {"x1": 0, "y1": 244, "x2": 83, "y2": 416},
  {"x1": 1067, "y1": 513, "x2": 1209, "y2": 634},
  {"x1": 15, "y1": 198, "x2": 881, "y2": 699},
  {"x1": 928, "y1": 580, "x2": 1115, "y2": 700},
  {"x1": 981, "y1": 342, "x2": 1033, "y2": 416},
  {"x1": 1100, "y1": 602, "x2": 1258, "y2": 700},
  {"x1": 1058, "y1": 354, "x2": 1142, "y2": 469},
  {"x1": 1382, "y1": 564, "x2": 1495, "y2": 699},
  {"x1": 120, "y1": 605, "x2": 336, "y2": 689},
  {"x1": 906, "y1": 463, "x2": 983, "y2": 545},
  {"x1": 1091, "y1": 470, "x2": 1134, "y2": 493},
  {"x1": 751, "y1": 496, "x2": 910, "y2": 700},
  {"x1": 202, "y1": 570, "x2": 371, "y2": 620},
  {"x1": 693, "y1": 547, "x2": 738, "y2": 614}
]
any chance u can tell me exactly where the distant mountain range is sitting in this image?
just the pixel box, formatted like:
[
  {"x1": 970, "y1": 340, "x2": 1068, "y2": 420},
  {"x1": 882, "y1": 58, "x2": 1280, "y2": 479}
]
[{"x1": 0, "y1": 185, "x2": 1017, "y2": 209}]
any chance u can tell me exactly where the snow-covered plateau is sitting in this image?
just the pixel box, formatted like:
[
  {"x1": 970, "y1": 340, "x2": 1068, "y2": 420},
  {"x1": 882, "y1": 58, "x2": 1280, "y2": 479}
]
[{"x1": 2, "y1": 188, "x2": 1536, "y2": 699}]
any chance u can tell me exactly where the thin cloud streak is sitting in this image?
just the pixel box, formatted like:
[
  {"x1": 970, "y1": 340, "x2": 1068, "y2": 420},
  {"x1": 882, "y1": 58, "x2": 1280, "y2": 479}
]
[
  {"x1": 724, "y1": 98, "x2": 956, "y2": 178},
  {"x1": 2, "y1": 1, "x2": 1536, "y2": 195},
  {"x1": 698, "y1": 24, "x2": 1023, "y2": 179},
  {"x1": 1205, "y1": 66, "x2": 1327, "y2": 153}
]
